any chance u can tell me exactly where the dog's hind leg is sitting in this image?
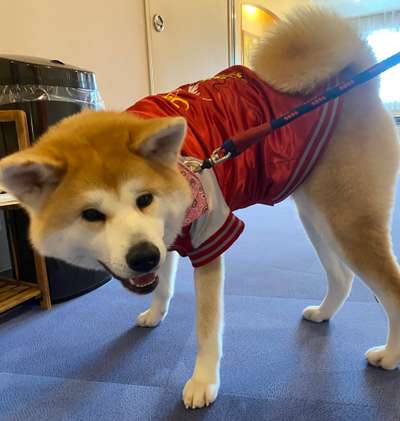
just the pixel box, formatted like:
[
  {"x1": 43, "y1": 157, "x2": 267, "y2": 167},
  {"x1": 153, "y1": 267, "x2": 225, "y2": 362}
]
[
  {"x1": 136, "y1": 251, "x2": 179, "y2": 327},
  {"x1": 292, "y1": 85, "x2": 400, "y2": 369},
  {"x1": 296, "y1": 202, "x2": 354, "y2": 322},
  {"x1": 333, "y1": 216, "x2": 400, "y2": 369},
  {"x1": 331, "y1": 215, "x2": 400, "y2": 369},
  {"x1": 295, "y1": 186, "x2": 400, "y2": 369}
]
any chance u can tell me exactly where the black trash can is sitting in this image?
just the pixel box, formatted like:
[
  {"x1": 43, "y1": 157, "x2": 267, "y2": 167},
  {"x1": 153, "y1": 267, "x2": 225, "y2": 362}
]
[{"x1": 0, "y1": 55, "x2": 110, "y2": 302}]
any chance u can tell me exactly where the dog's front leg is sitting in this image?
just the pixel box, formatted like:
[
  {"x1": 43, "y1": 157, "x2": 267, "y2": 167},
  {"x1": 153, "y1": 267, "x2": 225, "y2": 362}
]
[
  {"x1": 136, "y1": 251, "x2": 178, "y2": 327},
  {"x1": 183, "y1": 255, "x2": 224, "y2": 409}
]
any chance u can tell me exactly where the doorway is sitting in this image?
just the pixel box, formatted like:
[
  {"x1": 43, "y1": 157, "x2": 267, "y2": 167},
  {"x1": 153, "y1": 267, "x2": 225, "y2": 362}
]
[{"x1": 232, "y1": 1, "x2": 278, "y2": 67}]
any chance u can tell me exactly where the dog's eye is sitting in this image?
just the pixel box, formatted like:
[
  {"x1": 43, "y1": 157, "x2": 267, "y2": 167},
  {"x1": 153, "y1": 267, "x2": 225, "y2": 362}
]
[
  {"x1": 136, "y1": 193, "x2": 153, "y2": 210},
  {"x1": 81, "y1": 208, "x2": 106, "y2": 222}
]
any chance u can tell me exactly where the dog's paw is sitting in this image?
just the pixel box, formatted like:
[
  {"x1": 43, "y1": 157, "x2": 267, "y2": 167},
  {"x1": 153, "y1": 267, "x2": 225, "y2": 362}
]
[
  {"x1": 365, "y1": 346, "x2": 400, "y2": 370},
  {"x1": 136, "y1": 307, "x2": 166, "y2": 328},
  {"x1": 182, "y1": 377, "x2": 219, "y2": 409},
  {"x1": 302, "y1": 305, "x2": 329, "y2": 323}
]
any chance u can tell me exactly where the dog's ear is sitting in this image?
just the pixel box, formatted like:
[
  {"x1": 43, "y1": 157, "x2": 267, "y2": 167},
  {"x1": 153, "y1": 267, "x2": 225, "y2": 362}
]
[
  {"x1": 0, "y1": 149, "x2": 66, "y2": 212},
  {"x1": 132, "y1": 117, "x2": 187, "y2": 166}
]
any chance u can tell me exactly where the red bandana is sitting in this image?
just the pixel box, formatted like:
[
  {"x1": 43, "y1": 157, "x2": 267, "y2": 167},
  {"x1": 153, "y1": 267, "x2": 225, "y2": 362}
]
[{"x1": 178, "y1": 162, "x2": 208, "y2": 227}]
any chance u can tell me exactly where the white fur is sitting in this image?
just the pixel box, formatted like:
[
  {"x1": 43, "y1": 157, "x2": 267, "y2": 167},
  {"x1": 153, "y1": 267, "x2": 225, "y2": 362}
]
[
  {"x1": 36, "y1": 180, "x2": 186, "y2": 280},
  {"x1": 183, "y1": 256, "x2": 224, "y2": 409},
  {"x1": 296, "y1": 193, "x2": 354, "y2": 322},
  {"x1": 137, "y1": 251, "x2": 179, "y2": 327},
  {"x1": 251, "y1": 7, "x2": 376, "y2": 94}
]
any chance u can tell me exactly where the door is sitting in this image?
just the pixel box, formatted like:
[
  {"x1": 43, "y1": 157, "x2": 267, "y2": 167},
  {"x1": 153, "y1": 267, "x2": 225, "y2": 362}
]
[{"x1": 145, "y1": 0, "x2": 231, "y2": 93}]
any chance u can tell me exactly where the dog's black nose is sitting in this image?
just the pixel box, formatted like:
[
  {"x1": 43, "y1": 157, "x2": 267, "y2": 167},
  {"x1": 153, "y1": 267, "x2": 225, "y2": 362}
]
[{"x1": 126, "y1": 242, "x2": 160, "y2": 273}]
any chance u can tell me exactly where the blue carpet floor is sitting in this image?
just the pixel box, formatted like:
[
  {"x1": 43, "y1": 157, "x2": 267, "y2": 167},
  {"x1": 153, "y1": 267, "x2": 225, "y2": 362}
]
[{"x1": 2, "y1": 188, "x2": 400, "y2": 420}]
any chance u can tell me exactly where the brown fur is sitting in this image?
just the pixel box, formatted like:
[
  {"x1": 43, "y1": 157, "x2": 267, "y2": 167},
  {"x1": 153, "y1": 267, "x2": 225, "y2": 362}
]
[{"x1": 0, "y1": 111, "x2": 190, "y2": 237}]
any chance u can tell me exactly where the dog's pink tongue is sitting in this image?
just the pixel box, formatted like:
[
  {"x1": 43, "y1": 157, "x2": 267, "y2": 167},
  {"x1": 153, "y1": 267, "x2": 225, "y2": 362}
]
[{"x1": 130, "y1": 273, "x2": 156, "y2": 286}]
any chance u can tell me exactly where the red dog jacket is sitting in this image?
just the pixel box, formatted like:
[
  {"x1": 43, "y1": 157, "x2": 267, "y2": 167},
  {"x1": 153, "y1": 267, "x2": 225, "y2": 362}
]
[{"x1": 127, "y1": 65, "x2": 343, "y2": 266}]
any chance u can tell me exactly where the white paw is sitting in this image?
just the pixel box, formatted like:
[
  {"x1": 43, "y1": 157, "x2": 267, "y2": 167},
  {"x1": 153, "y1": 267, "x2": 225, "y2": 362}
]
[
  {"x1": 136, "y1": 307, "x2": 166, "y2": 327},
  {"x1": 365, "y1": 345, "x2": 400, "y2": 370},
  {"x1": 302, "y1": 305, "x2": 329, "y2": 323},
  {"x1": 182, "y1": 377, "x2": 219, "y2": 409}
]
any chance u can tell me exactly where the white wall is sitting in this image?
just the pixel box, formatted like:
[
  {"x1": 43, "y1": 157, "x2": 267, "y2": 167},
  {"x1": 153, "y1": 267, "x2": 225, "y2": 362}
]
[
  {"x1": 314, "y1": 0, "x2": 400, "y2": 17},
  {"x1": 0, "y1": 0, "x2": 149, "y2": 110},
  {"x1": 0, "y1": 0, "x2": 312, "y2": 109}
]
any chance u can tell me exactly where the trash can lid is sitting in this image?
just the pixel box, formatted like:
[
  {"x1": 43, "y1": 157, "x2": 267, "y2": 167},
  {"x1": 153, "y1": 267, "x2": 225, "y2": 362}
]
[{"x1": 0, "y1": 55, "x2": 98, "y2": 90}]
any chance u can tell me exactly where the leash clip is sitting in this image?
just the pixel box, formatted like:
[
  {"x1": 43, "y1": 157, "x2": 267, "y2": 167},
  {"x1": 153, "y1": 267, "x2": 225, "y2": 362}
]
[
  {"x1": 181, "y1": 157, "x2": 204, "y2": 173},
  {"x1": 183, "y1": 146, "x2": 232, "y2": 173},
  {"x1": 198, "y1": 146, "x2": 232, "y2": 172},
  {"x1": 211, "y1": 146, "x2": 232, "y2": 165}
]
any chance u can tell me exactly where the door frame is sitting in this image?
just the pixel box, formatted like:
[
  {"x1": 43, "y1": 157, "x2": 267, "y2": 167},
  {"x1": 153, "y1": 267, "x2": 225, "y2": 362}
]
[
  {"x1": 144, "y1": 0, "x2": 156, "y2": 94},
  {"x1": 228, "y1": 0, "x2": 237, "y2": 66}
]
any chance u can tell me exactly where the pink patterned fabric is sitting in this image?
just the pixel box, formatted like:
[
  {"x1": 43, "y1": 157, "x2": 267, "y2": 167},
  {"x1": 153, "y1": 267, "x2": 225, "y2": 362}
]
[{"x1": 178, "y1": 163, "x2": 208, "y2": 227}]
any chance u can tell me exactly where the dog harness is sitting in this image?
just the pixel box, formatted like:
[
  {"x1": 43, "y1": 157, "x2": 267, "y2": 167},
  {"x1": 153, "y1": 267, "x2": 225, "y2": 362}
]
[{"x1": 127, "y1": 65, "x2": 343, "y2": 267}]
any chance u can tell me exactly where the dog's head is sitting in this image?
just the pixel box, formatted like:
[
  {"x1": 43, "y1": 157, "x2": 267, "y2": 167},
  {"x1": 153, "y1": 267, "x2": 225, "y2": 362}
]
[{"x1": 0, "y1": 111, "x2": 191, "y2": 294}]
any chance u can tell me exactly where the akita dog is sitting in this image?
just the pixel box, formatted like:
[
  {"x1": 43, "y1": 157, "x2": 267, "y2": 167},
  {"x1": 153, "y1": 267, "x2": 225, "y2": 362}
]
[{"x1": 1, "y1": 8, "x2": 399, "y2": 409}]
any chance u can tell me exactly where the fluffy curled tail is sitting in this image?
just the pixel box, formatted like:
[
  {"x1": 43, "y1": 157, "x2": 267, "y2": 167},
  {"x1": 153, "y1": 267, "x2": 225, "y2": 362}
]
[{"x1": 251, "y1": 7, "x2": 377, "y2": 94}]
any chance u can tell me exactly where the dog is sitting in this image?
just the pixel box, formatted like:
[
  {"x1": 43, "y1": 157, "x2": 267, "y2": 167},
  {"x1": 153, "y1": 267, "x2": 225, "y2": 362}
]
[{"x1": 1, "y1": 8, "x2": 399, "y2": 409}]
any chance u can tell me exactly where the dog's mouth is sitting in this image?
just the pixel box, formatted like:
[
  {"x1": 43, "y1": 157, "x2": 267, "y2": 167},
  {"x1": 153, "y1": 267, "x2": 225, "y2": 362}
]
[
  {"x1": 120, "y1": 273, "x2": 159, "y2": 294},
  {"x1": 98, "y1": 261, "x2": 159, "y2": 295}
]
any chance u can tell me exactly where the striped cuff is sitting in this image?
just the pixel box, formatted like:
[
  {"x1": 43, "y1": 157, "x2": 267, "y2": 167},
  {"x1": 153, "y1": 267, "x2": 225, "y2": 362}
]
[{"x1": 188, "y1": 213, "x2": 245, "y2": 267}]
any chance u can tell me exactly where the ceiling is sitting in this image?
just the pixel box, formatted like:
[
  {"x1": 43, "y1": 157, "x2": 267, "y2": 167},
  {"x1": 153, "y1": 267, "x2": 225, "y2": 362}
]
[{"x1": 312, "y1": 0, "x2": 400, "y2": 17}]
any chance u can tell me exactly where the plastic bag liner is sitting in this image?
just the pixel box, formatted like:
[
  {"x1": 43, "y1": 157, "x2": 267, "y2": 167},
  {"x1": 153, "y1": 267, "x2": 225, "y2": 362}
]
[{"x1": 0, "y1": 84, "x2": 104, "y2": 109}]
